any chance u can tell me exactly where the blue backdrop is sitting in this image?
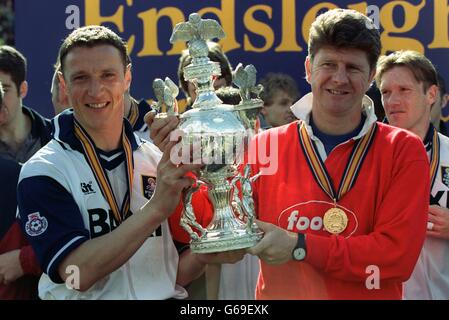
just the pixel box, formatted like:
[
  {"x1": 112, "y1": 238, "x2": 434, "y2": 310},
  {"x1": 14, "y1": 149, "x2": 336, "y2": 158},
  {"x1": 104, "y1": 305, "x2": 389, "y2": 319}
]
[{"x1": 14, "y1": 0, "x2": 449, "y2": 118}]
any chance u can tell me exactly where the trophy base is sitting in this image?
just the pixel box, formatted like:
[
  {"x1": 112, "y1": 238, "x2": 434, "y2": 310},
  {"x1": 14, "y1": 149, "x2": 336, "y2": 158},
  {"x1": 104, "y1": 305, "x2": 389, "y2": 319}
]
[{"x1": 190, "y1": 227, "x2": 263, "y2": 253}]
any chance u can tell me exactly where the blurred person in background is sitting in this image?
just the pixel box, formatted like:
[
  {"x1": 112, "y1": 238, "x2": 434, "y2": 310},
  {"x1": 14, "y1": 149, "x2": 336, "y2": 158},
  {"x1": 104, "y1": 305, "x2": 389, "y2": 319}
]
[
  {"x1": 177, "y1": 41, "x2": 232, "y2": 112},
  {"x1": 258, "y1": 73, "x2": 299, "y2": 129}
]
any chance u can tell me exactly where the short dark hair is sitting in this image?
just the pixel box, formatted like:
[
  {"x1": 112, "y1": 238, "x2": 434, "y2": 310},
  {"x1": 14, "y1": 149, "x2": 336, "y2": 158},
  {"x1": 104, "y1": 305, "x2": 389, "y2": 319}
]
[
  {"x1": 215, "y1": 86, "x2": 241, "y2": 105},
  {"x1": 177, "y1": 41, "x2": 232, "y2": 98},
  {"x1": 0, "y1": 45, "x2": 27, "y2": 93},
  {"x1": 308, "y1": 9, "x2": 381, "y2": 71},
  {"x1": 376, "y1": 50, "x2": 438, "y2": 93},
  {"x1": 259, "y1": 73, "x2": 300, "y2": 105},
  {"x1": 58, "y1": 25, "x2": 129, "y2": 75}
]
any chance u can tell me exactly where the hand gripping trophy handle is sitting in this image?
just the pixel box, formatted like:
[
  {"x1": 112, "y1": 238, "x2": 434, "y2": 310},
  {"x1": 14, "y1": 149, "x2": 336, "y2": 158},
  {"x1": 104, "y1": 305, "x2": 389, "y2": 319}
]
[{"x1": 159, "y1": 12, "x2": 263, "y2": 253}]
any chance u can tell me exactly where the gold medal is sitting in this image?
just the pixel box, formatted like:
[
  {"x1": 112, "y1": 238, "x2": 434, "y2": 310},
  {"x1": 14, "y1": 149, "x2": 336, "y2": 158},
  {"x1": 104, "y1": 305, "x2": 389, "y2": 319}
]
[
  {"x1": 323, "y1": 207, "x2": 348, "y2": 235},
  {"x1": 299, "y1": 121, "x2": 377, "y2": 236}
]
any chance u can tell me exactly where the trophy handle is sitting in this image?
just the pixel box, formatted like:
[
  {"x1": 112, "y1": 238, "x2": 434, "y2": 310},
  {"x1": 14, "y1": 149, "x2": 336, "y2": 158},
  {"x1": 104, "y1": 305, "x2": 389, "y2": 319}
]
[
  {"x1": 152, "y1": 77, "x2": 179, "y2": 117},
  {"x1": 230, "y1": 164, "x2": 258, "y2": 231},
  {"x1": 181, "y1": 184, "x2": 206, "y2": 241},
  {"x1": 230, "y1": 176, "x2": 245, "y2": 220}
]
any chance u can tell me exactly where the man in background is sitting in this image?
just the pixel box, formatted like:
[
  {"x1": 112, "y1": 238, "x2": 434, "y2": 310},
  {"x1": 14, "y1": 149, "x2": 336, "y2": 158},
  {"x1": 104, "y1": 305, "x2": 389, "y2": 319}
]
[
  {"x1": 0, "y1": 45, "x2": 48, "y2": 299},
  {"x1": 376, "y1": 50, "x2": 449, "y2": 299},
  {"x1": 258, "y1": 73, "x2": 299, "y2": 129}
]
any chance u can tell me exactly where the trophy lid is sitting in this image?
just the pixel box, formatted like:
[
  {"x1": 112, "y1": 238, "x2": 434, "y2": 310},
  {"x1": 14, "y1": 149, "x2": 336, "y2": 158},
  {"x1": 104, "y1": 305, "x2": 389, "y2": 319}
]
[{"x1": 171, "y1": 13, "x2": 226, "y2": 110}]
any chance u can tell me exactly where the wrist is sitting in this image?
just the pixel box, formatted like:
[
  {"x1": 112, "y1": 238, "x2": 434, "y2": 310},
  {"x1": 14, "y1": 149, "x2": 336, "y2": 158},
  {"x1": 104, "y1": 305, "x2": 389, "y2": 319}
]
[
  {"x1": 292, "y1": 233, "x2": 307, "y2": 261},
  {"x1": 142, "y1": 199, "x2": 170, "y2": 224}
]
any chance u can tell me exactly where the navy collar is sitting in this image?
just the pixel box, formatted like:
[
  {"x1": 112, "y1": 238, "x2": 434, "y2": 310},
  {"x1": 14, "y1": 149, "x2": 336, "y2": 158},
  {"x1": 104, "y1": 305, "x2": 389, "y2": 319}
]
[
  {"x1": 51, "y1": 109, "x2": 140, "y2": 152},
  {"x1": 309, "y1": 114, "x2": 366, "y2": 155},
  {"x1": 130, "y1": 98, "x2": 153, "y2": 131},
  {"x1": 22, "y1": 105, "x2": 52, "y2": 144},
  {"x1": 423, "y1": 123, "x2": 435, "y2": 152}
]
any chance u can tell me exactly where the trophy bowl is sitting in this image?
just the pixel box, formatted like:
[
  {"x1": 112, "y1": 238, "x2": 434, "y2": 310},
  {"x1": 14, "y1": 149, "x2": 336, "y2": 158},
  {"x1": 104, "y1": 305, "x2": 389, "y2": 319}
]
[{"x1": 177, "y1": 104, "x2": 262, "y2": 253}]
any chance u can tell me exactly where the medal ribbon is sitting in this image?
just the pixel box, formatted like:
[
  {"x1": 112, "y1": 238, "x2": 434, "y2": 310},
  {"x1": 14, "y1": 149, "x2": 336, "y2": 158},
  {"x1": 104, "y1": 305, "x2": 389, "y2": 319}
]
[
  {"x1": 127, "y1": 98, "x2": 139, "y2": 127},
  {"x1": 429, "y1": 127, "x2": 440, "y2": 191},
  {"x1": 74, "y1": 120, "x2": 134, "y2": 224},
  {"x1": 299, "y1": 120, "x2": 377, "y2": 202}
]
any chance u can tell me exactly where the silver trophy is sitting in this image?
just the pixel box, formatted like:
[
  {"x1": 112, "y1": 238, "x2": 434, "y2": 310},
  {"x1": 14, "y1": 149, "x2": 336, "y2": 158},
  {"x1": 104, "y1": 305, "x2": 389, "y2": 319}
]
[{"x1": 159, "y1": 13, "x2": 263, "y2": 253}]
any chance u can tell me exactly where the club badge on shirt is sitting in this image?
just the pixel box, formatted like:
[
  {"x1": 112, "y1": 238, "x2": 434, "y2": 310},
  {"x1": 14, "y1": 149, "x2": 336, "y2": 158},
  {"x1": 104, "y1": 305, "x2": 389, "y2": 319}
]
[
  {"x1": 142, "y1": 176, "x2": 157, "y2": 200},
  {"x1": 25, "y1": 212, "x2": 48, "y2": 236},
  {"x1": 441, "y1": 166, "x2": 449, "y2": 188}
]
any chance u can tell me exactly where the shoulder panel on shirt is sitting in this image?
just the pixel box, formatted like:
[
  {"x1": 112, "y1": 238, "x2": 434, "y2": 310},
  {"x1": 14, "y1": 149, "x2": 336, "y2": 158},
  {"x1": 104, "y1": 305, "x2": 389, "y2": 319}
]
[
  {"x1": 17, "y1": 175, "x2": 89, "y2": 284},
  {"x1": 19, "y1": 141, "x2": 76, "y2": 192}
]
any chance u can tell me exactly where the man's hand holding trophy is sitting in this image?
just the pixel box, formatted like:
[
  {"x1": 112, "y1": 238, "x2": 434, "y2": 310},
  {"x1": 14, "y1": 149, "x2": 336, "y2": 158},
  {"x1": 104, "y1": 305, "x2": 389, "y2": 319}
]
[{"x1": 147, "y1": 13, "x2": 265, "y2": 257}]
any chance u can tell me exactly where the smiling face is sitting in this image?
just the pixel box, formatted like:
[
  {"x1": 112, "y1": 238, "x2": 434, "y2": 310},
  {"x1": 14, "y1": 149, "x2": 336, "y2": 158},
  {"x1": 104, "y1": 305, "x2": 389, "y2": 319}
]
[
  {"x1": 379, "y1": 66, "x2": 437, "y2": 138},
  {"x1": 305, "y1": 46, "x2": 375, "y2": 120},
  {"x1": 59, "y1": 45, "x2": 131, "y2": 136}
]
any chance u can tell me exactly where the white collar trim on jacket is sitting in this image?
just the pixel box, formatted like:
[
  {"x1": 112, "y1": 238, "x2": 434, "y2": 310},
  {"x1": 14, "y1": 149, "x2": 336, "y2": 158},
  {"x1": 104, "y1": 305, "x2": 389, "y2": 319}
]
[{"x1": 290, "y1": 92, "x2": 377, "y2": 141}]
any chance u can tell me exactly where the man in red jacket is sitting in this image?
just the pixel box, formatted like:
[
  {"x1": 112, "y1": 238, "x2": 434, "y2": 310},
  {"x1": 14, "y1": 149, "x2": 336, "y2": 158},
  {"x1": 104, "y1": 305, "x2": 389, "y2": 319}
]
[
  {"x1": 147, "y1": 9, "x2": 429, "y2": 299},
  {"x1": 245, "y1": 9, "x2": 428, "y2": 300}
]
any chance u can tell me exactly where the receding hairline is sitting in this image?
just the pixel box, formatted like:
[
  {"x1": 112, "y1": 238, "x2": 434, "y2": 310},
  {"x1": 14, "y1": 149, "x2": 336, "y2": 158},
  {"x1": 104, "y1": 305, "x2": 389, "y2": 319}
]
[
  {"x1": 60, "y1": 44, "x2": 128, "y2": 77},
  {"x1": 58, "y1": 26, "x2": 129, "y2": 75}
]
